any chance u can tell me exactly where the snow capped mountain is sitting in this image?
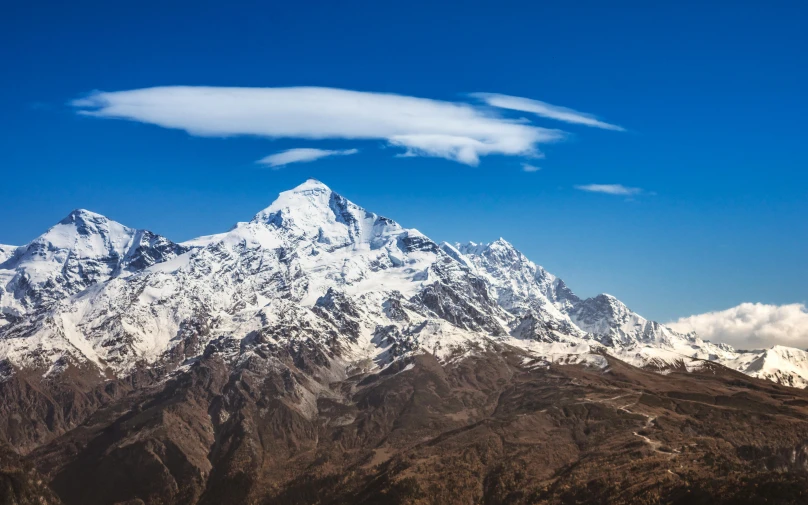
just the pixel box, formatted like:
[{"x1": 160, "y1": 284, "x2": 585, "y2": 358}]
[
  {"x1": 725, "y1": 346, "x2": 808, "y2": 388},
  {"x1": 454, "y1": 239, "x2": 578, "y2": 320},
  {"x1": 568, "y1": 293, "x2": 680, "y2": 346},
  {"x1": 0, "y1": 179, "x2": 806, "y2": 389},
  {"x1": 0, "y1": 181, "x2": 445, "y2": 372},
  {"x1": 252, "y1": 178, "x2": 439, "y2": 303},
  {"x1": 0, "y1": 209, "x2": 188, "y2": 323}
]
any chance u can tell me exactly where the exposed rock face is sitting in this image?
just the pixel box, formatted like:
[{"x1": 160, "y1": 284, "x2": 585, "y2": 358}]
[
  {"x1": 2, "y1": 179, "x2": 808, "y2": 504},
  {"x1": 0, "y1": 441, "x2": 62, "y2": 505}
]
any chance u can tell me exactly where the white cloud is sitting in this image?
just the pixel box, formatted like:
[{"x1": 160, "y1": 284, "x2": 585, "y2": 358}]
[
  {"x1": 257, "y1": 148, "x2": 358, "y2": 168},
  {"x1": 574, "y1": 184, "x2": 643, "y2": 195},
  {"x1": 70, "y1": 86, "x2": 621, "y2": 166},
  {"x1": 472, "y1": 93, "x2": 624, "y2": 131},
  {"x1": 521, "y1": 163, "x2": 541, "y2": 172},
  {"x1": 669, "y1": 303, "x2": 808, "y2": 350}
]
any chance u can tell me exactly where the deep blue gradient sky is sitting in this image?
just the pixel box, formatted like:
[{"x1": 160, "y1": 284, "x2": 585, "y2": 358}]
[{"x1": 2, "y1": 1, "x2": 806, "y2": 322}]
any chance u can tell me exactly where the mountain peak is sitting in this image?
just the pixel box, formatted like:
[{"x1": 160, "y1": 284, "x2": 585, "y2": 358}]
[
  {"x1": 455, "y1": 238, "x2": 516, "y2": 257},
  {"x1": 279, "y1": 178, "x2": 333, "y2": 197},
  {"x1": 490, "y1": 237, "x2": 513, "y2": 248},
  {"x1": 60, "y1": 208, "x2": 111, "y2": 225},
  {"x1": 42, "y1": 209, "x2": 133, "y2": 248},
  {"x1": 581, "y1": 293, "x2": 628, "y2": 314},
  {"x1": 297, "y1": 178, "x2": 331, "y2": 191},
  {"x1": 251, "y1": 180, "x2": 408, "y2": 250},
  {"x1": 0, "y1": 208, "x2": 187, "y2": 317},
  {"x1": 252, "y1": 179, "x2": 339, "y2": 225}
]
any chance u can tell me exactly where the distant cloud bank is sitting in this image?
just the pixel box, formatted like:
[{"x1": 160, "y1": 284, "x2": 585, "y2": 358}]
[
  {"x1": 574, "y1": 184, "x2": 643, "y2": 196},
  {"x1": 669, "y1": 302, "x2": 808, "y2": 349},
  {"x1": 71, "y1": 86, "x2": 622, "y2": 167},
  {"x1": 257, "y1": 148, "x2": 358, "y2": 168}
]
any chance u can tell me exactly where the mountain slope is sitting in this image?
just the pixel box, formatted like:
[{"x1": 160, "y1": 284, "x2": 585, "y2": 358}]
[
  {"x1": 0, "y1": 245, "x2": 17, "y2": 265},
  {"x1": 24, "y1": 346, "x2": 808, "y2": 505}
]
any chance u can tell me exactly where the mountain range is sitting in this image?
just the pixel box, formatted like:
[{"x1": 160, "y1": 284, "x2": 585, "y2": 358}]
[
  {"x1": 1, "y1": 179, "x2": 805, "y2": 387},
  {"x1": 2, "y1": 179, "x2": 808, "y2": 504}
]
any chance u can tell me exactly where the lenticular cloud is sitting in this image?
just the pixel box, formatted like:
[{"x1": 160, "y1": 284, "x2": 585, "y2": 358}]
[
  {"x1": 71, "y1": 86, "x2": 617, "y2": 165},
  {"x1": 257, "y1": 148, "x2": 359, "y2": 168},
  {"x1": 472, "y1": 93, "x2": 625, "y2": 131}
]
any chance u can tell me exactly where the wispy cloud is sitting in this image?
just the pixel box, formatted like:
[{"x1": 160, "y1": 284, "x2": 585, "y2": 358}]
[
  {"x1": 257, "y1": 148, "x2": 358, "y2": 168},
  {"x1": 521, "y1": 163, "x2": 541, "y2": 172},
  {"x1": 71, "y1": 86, "x2": 620, "y2": 166},
  {"x1": 574, "y1": 184, "x2": 643, "y2": 196},
  {"x1": 668, "y1": 303, "x2": 808, "y2": 350},
  {"x1": 472, "y1": 93, "x2": 624, "y2": 131}
]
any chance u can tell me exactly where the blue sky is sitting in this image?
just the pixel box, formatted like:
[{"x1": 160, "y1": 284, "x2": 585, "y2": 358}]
[{"x1": 1, "y1": 0, "x2": 806, "y2": 323}]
